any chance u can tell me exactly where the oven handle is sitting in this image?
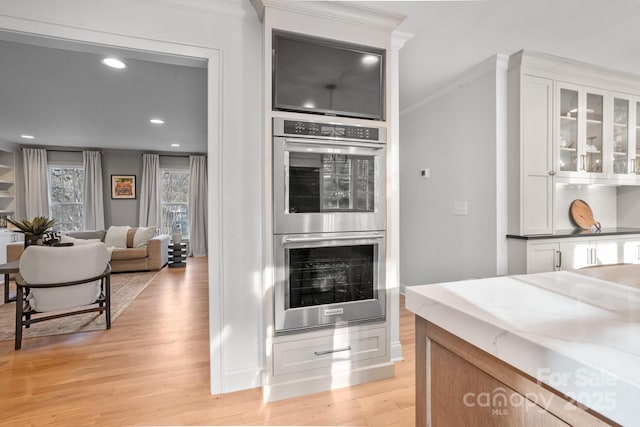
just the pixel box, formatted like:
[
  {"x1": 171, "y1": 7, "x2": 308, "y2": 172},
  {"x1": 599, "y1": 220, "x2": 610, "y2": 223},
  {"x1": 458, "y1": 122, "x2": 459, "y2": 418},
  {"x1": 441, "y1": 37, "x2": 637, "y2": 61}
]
[
  {"x1": 283, "y1": 233, "x2": 384, "y2": 243},
  {"x1": 282, "y1": 137, "x2": 385, "y2": 150}
]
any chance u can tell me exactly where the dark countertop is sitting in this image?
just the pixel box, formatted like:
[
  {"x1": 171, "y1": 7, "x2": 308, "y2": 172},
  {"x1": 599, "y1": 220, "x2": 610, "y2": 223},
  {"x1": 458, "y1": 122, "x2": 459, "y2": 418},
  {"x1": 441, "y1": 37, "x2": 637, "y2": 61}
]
[{"x1": 507, "y1": 227, "x2": 640, "y2": 240}]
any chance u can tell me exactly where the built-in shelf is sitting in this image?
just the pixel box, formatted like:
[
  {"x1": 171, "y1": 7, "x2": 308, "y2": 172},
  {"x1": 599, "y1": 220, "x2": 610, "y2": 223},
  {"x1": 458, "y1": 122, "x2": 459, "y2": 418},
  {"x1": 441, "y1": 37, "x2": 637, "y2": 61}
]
[{"x1": 560, "y1": 147, "x2": 576, "y2": 152}]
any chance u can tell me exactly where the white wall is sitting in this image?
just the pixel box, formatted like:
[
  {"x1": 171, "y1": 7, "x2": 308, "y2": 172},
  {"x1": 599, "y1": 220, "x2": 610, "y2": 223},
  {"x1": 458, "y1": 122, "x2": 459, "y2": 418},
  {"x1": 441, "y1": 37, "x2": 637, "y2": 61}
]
[
  {"x1": 399, "y1": 57, "x2": 502, "y2": 288},
  {"x1": 0, "y1": 0, "x2": 263, "y2": 393}
]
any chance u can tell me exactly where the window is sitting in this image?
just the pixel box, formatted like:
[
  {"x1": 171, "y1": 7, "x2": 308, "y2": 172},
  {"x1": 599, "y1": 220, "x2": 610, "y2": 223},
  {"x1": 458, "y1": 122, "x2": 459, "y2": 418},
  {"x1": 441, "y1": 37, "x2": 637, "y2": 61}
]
[
  {"x1": 49, "y1": 166, "x2": 84, "y2": 231},
  {"x1": 161, "y1": 169, "x2": 189, "y2": 239}
]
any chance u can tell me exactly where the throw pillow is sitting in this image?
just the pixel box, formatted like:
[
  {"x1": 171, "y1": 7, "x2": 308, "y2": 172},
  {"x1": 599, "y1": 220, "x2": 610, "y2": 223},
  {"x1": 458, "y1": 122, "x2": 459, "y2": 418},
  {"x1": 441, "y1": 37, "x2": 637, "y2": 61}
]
[
  {"x1": 104, "y1": 225, "x2": 131, "y2": 248},
  {"x1": 60, "y1": 235, "x2": 102, "y2": 245},
  {"x1": 133, "y1": 226, "x2": 157, "y2": 248},
  {"x1": 126, "y1": 228, "x2": 137, "y2": 248}
]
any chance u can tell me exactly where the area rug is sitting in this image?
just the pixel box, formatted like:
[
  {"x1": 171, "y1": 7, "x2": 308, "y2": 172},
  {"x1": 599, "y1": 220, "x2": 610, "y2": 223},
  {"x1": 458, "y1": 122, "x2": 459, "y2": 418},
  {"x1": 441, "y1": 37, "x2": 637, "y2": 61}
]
[{"x1": 0, "y1": 270, "x2": 160, "y2": 341}]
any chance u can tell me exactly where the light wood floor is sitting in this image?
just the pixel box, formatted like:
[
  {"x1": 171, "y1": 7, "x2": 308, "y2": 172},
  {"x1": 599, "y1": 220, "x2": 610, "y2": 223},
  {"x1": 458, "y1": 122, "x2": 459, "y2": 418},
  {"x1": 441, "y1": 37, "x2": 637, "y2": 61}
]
[{"x1": 0, "y1": 257, "x2": 416, "y2": 426}]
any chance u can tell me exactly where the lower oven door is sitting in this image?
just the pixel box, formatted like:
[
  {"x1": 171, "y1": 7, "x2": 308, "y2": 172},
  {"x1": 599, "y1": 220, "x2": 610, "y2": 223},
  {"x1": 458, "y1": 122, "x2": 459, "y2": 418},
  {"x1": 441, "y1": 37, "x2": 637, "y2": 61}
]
[{"x1": 274, "y1": 231, "x2": 386, "y2": 334}]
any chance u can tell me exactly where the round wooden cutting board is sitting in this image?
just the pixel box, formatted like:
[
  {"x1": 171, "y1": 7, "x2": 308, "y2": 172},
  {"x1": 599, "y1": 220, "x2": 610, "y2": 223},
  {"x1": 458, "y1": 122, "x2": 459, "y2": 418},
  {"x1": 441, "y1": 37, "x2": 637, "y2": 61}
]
[{"x1": 570, "y1": 199, "x2": 601, "y2": 230}]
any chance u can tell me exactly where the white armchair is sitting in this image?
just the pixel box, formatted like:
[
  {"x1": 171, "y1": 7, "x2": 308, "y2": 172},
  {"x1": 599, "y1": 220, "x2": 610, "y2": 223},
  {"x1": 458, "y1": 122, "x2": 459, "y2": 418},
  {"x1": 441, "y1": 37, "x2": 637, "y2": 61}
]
[{"x1": 15, "y1": 242, "x2": 111, "y2": 350}]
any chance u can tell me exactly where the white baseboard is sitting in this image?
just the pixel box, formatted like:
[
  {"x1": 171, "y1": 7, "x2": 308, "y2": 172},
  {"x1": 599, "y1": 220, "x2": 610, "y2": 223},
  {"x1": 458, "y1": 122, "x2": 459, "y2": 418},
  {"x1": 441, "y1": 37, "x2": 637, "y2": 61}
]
[
  {"x1": 222, "y1": 366, "x2": 263, "y2": 394},
  {"x1": 390, "y1": 340, "x2": 404, "y2": 362}
]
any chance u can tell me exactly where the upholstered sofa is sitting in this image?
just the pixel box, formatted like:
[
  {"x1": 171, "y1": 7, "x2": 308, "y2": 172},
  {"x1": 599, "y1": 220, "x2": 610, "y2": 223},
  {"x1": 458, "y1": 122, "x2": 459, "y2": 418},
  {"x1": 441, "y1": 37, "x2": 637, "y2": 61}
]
[{"x1": 7, "y1": 228, "x2": 170, "y2": 273}]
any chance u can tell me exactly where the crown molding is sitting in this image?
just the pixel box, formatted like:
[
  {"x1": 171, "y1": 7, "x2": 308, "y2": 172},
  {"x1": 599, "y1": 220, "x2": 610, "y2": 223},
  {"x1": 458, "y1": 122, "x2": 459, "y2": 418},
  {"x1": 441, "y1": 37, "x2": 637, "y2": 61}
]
[
  {"x1": 392, "y1": 31, "x2": 413, "y2": 50},
  {"x1": 134, "y1": 0, "x2": 246, "y2": 17},
  {"x1": 251, "y1": 0, "x2": 405, "y2": 31}
]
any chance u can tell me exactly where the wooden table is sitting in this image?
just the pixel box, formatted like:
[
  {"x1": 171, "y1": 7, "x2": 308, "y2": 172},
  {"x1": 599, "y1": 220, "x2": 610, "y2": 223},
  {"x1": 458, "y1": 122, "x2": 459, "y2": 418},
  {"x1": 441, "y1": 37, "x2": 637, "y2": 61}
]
[{"x1": 0, "y1": 260, "x2": 19, "y2": 303}]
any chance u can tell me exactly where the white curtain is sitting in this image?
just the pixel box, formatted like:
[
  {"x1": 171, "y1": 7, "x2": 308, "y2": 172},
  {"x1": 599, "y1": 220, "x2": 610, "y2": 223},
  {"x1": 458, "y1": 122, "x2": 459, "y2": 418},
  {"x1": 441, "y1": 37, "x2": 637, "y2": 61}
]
[
  {"x1": 82, "y1": 151, "x2": 105, "y2": 230},
  {"x1": 22, "y1": 148, "x2": 49, "y2": 219},
  {"x1": 138, "y1": 153, "x2": 161, "y2": 227},
  {"x1": 188, "y1": 155, "x2": 207, "y2": 256}
]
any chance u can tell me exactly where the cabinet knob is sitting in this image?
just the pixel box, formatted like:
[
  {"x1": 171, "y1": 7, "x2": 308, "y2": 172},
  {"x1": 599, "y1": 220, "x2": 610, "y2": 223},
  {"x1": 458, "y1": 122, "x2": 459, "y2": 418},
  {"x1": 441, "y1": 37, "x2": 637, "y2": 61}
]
[{"x1": 548, "y1": 171, "x2": 556, "y2": 176}]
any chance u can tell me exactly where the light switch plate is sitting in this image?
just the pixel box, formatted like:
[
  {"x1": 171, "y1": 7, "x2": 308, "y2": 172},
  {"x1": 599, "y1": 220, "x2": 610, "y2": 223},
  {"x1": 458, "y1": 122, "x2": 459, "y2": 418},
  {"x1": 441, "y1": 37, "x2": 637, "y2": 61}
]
[
  {"x1": 453, "y1": 201, "x2": 468, "y2": 216},
  {"x1": 420, "y1": 168, "x2": 430, "y2": 179}
]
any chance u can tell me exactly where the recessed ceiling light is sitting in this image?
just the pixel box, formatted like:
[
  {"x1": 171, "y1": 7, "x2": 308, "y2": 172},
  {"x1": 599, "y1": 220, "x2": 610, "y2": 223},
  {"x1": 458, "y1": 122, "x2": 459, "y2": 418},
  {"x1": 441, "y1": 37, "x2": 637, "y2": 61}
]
[
  {"x1": 303, "y1": 101, "x2": 315, "y2": 109},
  {"x1": 362, "y1": 55, "x2": 379, "y2": 65},
  {"x1": 102, "y1": 57, "x2": 126, "y2": 69},
  {"x1": 171, "y1": 143, "x2": 180, "y2": 147},
  {"x1": 20, "y1": 134, "x2": 34, "y2": 139},
  {"x1": 150, "y1": 118, "x2": 165, "y2": 125}
]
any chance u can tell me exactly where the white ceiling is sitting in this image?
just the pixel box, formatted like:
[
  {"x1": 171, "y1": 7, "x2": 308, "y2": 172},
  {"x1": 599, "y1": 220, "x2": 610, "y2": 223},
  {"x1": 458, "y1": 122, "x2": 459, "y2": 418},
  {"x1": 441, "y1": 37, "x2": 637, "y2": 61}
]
[
  {"x1": 0, "y1": 34, "x2": 207, "y2": 153},
  {"x1": 366, "y1": 0, "x2": 640, "y2": 109},
  {"x1": 2, "y1": 0, "x2": 640, "y2": 152}
]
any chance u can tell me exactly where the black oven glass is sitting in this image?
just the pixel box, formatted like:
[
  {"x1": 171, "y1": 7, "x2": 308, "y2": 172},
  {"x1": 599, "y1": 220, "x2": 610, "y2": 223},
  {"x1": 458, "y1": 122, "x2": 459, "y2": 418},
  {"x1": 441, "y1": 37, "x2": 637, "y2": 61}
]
[
  {"x1": 287, "y1": 244, "x2": 374, "y2": 308},
  {"x1": 289, "y1": 153, "x2": 374, "y2": 213}
]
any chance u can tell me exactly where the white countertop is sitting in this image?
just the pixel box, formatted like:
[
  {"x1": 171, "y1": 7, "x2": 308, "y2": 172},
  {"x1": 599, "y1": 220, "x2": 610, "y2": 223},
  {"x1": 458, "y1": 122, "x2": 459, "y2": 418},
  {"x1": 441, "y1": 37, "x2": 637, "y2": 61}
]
[{"x1": 405, "y1": 271, "x2": 640, "y2": 426}]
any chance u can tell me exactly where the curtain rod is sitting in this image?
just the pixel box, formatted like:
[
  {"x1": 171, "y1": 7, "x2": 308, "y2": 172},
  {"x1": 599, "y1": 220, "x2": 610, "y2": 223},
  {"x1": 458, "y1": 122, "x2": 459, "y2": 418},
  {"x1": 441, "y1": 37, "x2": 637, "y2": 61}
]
[
  {"x1": 19, "y1": 148, "x2": 103, "y2": 153},
  {"x1": 141, "y1": 153, "x2": 207, "y2": 158}
]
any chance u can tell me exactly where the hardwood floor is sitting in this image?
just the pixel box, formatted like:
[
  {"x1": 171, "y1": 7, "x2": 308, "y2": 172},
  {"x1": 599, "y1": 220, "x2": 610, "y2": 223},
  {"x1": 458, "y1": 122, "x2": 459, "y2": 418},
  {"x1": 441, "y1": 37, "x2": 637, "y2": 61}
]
[{"x1": 0, "y1": 257, "x2": 416, "y2": 426}]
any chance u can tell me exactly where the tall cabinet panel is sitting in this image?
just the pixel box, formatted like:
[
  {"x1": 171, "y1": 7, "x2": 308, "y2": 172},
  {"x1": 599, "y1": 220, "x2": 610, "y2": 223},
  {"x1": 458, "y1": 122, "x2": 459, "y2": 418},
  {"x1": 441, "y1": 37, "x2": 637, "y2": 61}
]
[{"x1": 521, "y1": 75, "x2": 554, "y2": 234}]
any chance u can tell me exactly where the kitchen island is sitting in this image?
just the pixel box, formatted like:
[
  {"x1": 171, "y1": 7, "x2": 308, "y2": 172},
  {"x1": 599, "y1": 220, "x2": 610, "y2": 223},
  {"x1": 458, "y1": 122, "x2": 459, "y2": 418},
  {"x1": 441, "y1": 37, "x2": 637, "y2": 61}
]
[{"x1": 406, "y1": 265, "x2": 640, "y2": 426}]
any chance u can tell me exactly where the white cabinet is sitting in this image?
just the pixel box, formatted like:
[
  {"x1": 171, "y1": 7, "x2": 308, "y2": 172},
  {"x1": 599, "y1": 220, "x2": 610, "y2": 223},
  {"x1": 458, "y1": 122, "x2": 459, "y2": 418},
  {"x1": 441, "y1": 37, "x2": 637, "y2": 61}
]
[
  {"x1": 508, "y1": 68, "x2": 554, "y2": 235},
  {"x1": 273, "y1": 325, "x2": 386, "y2": 376},
  {"x1": 607, "y1": 93, "x2": 640, "y2": 183},
  {"x1": 559, "y1": 238, "x2": 617, "y2": 269},
  {"x1": 521, "y1": 75, "x2": 554, "y2": 235},
  {"x1": 526, "y1": 242, "x2": 561, "y2": 273},
  {"x1": 509, "y1": 234, "x2": 632, "y2": 274},
  {"x1": 556, "y1": 82, "x2": 606, "y2": 180},
  {"x1": 618, "y1": 237, "x2": 640, "y2": 264}
]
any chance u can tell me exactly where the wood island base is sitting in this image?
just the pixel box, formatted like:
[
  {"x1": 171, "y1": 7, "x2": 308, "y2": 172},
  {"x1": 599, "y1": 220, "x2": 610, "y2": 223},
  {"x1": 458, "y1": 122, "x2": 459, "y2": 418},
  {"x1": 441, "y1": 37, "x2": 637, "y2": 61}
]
[{"x1": 415, "y1": 318, "x2": 617, "y2": 427}]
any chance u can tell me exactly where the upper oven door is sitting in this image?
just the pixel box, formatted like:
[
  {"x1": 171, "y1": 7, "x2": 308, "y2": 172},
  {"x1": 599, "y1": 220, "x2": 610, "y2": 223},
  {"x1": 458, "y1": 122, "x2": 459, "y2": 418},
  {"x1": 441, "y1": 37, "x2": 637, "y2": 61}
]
[{"x1": 273, "y1": 136, "x2": 386, "y2": 234}]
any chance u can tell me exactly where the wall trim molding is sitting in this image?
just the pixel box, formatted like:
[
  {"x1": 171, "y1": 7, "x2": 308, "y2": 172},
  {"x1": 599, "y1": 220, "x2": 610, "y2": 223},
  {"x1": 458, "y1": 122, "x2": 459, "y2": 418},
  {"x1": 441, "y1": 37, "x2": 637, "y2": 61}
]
[
  {"x1": 0, "y1": 8, "x2": 226, "y2": 395},
  {"x1": 251, "y1": 0, "x2": 405, "y2": 30},
  {"x1": 391, "y1": 341, "x2": 404, "y2": 362}
]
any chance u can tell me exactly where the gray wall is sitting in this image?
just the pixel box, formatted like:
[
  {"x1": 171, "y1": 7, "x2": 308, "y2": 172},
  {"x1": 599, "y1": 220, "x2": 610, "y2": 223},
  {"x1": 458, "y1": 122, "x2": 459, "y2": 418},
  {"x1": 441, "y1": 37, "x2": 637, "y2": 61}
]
[
  {"x1": 399, "y1": 59, "x2": 500, "y2": 288},
  {"x1": 102, "y1": 150, "x2": 143, "y2": 227}
]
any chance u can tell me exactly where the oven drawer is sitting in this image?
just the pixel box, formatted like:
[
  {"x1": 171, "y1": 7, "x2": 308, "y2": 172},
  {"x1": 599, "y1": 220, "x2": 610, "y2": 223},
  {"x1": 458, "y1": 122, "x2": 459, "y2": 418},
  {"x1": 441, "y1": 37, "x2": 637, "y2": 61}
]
[{"x1": 273, "y1": 326, "x2": 386, "y2": 376}]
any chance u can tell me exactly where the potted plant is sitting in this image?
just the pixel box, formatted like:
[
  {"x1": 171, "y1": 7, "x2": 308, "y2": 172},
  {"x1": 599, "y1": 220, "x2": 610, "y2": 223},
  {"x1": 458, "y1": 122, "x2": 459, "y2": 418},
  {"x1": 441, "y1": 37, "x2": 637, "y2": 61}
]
[{"x1": 7, "y1": 216, "x2": 56, "y2": 248}]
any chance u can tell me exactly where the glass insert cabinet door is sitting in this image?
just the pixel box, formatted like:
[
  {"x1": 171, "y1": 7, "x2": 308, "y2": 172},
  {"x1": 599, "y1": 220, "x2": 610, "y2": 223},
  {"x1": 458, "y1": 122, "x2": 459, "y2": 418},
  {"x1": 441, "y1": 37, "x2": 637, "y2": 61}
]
[
  {"x1": 558, "y1": 84, "x2": 604, "y2": 175},
  {"x1": 612, "y1": 96, "x2": 630, "y2": 175}
]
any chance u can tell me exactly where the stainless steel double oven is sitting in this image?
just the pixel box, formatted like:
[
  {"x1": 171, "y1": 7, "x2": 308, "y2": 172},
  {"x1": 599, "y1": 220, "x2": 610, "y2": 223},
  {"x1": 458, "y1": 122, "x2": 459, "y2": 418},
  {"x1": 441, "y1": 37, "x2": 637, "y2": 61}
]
[{"x1": 272, "y1": 118, "x2": 387, "y2": 334}]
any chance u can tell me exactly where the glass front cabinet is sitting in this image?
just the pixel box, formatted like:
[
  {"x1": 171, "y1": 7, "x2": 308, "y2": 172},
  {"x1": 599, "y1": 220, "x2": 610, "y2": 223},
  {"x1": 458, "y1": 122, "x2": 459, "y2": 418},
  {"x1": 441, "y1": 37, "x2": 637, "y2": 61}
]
[
  {"x1": 557, "y1": 82, "x2": 606, "y2": 179},
  {"x1": 609, "y1": 93, "x2": 640, "y2": 182},
  {"x1": 557, "y1": 82, "x2": 640, "y2": 183}
]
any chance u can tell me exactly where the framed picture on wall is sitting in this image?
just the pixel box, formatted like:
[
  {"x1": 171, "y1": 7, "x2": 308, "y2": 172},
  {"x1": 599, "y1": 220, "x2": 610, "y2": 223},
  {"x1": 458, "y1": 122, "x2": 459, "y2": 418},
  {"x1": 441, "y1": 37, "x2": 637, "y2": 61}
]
[{"x1": 111, "y1": 175, "x2": 136, "y2": 199}]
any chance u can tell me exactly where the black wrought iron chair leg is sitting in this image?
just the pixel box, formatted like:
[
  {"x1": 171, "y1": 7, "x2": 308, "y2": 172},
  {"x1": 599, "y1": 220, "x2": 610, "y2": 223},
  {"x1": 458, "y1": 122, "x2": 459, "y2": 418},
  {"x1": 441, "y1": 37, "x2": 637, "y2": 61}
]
[
  {"x1": 15, "y1": 285, "x2": 23, "y2": 350},
  {"x1": 105, "y1": 276, "x2": 111, "y2": 329}
]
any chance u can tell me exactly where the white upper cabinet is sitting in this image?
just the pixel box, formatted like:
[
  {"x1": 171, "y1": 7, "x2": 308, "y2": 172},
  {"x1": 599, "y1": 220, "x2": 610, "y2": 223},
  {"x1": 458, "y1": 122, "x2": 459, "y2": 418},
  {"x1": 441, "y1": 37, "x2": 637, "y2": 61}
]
[
  {"x1": 608, "y1": 93, "x2": 640, "y2": 183},
  {"x1": 556, "y1": 82, "x2": 606, "y2": 180}
]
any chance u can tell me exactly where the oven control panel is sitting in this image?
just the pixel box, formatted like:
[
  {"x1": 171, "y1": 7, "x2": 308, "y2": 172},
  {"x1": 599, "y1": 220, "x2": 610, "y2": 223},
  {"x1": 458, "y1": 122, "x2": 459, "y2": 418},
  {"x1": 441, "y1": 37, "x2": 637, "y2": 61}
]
[{"x1": 277, "y1": 119, "x2": 385, "y2": 143}]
